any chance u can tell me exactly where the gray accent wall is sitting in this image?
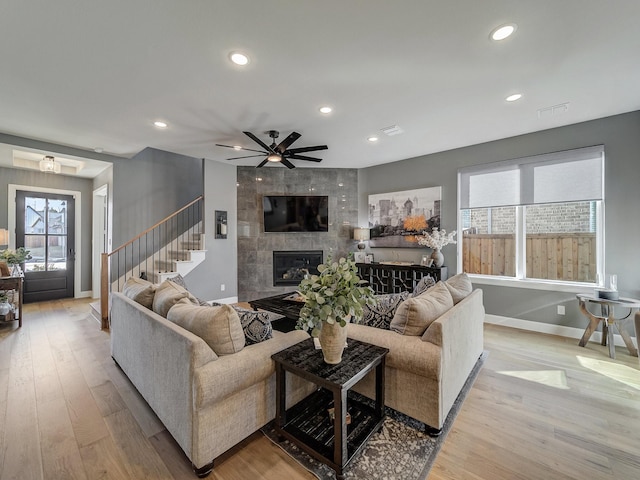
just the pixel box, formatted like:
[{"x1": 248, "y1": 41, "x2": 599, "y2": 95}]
[
  {"x1": 184, "y1": 160, "x2": 238, "y2": 303},
  {"x1": 111, "y1": 147, "x2": 204, "y2": 248},
  {"x1": 359, "y1": 110, "x2": 640, "y2": 330},
  {"x1": 236, "y1": 166, "x2": 358, "y2": 302}
]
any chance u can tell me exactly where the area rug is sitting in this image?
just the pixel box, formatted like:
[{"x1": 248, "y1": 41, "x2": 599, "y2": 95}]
[{"x1": 261, "y1": 351, "x2": 487, "y2": 480}]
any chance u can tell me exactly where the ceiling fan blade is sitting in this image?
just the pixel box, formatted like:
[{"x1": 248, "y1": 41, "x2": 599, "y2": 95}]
[
  {"x1": 243, "y1": 131, "x2": 275, "y2": 152},
  {"x1": 215, "y1": 143, "x2": 266, "y2": 154},
  {"x1": 226, "y1": 154, "x2": 267, "y2": 160},
  {"x1": 288, "y1": 154, "x2": 323, "y2": 162},
  {"x1": 280, "y1": 159, "x2": 296, "y2": 169},
  {"x1": 286, "y1": 145, "x2": 328, "y2": 154},
  {"x1": 275, "y1": 132, "x2": 301, "y2": 153},
  {"x1": 256, "y1": 159, "x2": 269, "y2": 168}
]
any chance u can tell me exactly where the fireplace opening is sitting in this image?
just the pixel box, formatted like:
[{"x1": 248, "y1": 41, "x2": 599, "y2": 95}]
[{"x1": 273, "y1": 250, "x2": 323, "y2": 286}]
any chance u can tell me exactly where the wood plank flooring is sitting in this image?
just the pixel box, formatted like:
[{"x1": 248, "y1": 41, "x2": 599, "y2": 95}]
[{"x1": 1, "y1": 298, "x2": 638, "y2": 479}]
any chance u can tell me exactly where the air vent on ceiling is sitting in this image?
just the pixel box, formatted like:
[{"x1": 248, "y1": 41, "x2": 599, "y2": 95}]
[
  {"x1": 380, "y1": 125, "x2": 404, "y2": 136},
  {"x1": 538, "y1": 102, "x2": 570, "y2": 119}
]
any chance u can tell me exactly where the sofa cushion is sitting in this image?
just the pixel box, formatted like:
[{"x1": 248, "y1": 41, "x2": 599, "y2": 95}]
[
  {"x1": 411, "y1": 275, "x2": 436, "y2": 297},
  {"x1": 167, "y1": 273, "x2": 211, "y2": 306},
  {"x1": 360, "y1": 292, "x2": 410, "y2": 330},
  {"x1": 122, "y1": 277, "x2": 157, "y2": 309},
  {"x1": 167, "y1": 301, "x2": 245, "y2": 355},
  {"x1": 152, "y1": 280, "x2": 199, "y2": 317},
  {"x1": 444, "y1": 273, "x2": 473, "y2": 304},
  {"x1": 231, "y1": 306, "x2": 274, "y2": 345},
  {"x1": 390, "y1": 281, "x2": 454, "y2": 336}
]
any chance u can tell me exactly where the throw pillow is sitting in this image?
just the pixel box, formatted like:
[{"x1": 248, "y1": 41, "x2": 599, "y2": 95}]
[
  {"x1": 390, "y1": 281, "x2": 454, "y2": 336},
  {"x1": 360, "y1": 291, "x2": 410, "y2": 330},
  {"x1": 167, "y1": 274, "x2": 211, "y2": 306},
  {"x1": 231, "y1": 306, "x2": 274, "y2": 345},
  {"x1": 411, "y1": 275, "x2": 436, "y2": 297},
  {"x1": 444, "y1": 273, "x2": 473, "y2": 304},
  {"x1": 152, "y1": 280, "x2": 199, "y2": 317},
  {"x1": 167, "y1": 301, "x2": 245, "y2": 355},
  {"x1": 122, "y1": 277, "x2": 157, "y2": 309}
]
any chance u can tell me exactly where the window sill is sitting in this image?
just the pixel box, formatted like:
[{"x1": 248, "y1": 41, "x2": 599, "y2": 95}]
[{"x1": 467, "y1": 274, "x2": 598, "y2": 294}]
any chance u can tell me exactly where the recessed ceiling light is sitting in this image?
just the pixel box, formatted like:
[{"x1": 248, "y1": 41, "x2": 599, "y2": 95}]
[
  {"x1": 319, "y1": 106, "x2": 333, "y2": 114},
  {"x1": 490, "y1": 24, "x2": 517, "y2": 41},
  {"x1": 505, "y1": 93, "x2": 523, "y2": 102},
  {"x1": 230, "y1": 52, "x2": 249, "y2": 66},
  {"x1": 154, "y1": 121, "x2": 168, "y2": 128},
  {"x1": 367, "y1": 136, "x2": 379, "y2": 142}
]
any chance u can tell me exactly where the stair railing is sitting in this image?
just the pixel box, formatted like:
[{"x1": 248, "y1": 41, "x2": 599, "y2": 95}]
[{"x1": 100, "y1": 195, "x2": 204, "y2": 329}]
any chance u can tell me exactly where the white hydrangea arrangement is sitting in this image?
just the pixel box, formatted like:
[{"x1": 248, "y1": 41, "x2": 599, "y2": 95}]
[{"x1": 417, "y1": 227, "x2": 457, "y2": 250}]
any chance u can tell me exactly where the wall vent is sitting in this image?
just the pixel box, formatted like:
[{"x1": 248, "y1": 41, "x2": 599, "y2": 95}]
[
  {"x1": 380, "y1": 125, "x2": 404, "y2": 136},
  {"x1": 538, "y1": 102, "x2": 570, "y2": 119}
]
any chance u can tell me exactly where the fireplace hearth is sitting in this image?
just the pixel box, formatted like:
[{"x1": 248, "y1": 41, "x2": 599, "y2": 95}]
[{"x1": 273, "y1": 250, "x2": 323, "y2": 286}]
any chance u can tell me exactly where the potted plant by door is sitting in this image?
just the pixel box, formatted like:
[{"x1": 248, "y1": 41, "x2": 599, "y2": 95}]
[{"x1": 296, "y1": 255, "x2": 376, "y2": 364}]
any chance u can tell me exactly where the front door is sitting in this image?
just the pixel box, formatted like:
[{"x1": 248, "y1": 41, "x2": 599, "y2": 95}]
[{"x1": 15, "y1": 191, "x2": 75, "y2": 302}]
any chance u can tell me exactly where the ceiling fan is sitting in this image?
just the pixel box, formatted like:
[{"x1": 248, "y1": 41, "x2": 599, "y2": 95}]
[{"x1": 216, "y1": 130, "x2": 328, "y2": 169}]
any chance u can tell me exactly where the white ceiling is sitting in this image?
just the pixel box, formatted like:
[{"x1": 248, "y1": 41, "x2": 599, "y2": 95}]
[{"x1": 1, "y1": 0, "x2": 639, "y2": 173}]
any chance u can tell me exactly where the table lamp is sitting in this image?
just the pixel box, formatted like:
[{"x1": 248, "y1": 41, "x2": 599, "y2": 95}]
[{"x1": 353, "y1": 228, "x2": 370, "y2": 250}]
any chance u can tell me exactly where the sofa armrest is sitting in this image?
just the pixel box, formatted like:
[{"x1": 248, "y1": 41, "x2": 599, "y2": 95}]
[{"x1": 194, "y1": 329, "x2": 310, "y2": 407}]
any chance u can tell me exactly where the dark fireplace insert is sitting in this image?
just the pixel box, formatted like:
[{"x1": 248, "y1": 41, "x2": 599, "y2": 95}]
[{"x1": 273, "y1": 250, "x2": 323, "y2": 286}]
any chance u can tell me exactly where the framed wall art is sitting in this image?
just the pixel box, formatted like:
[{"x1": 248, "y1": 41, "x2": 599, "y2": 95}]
[{"x1": 367, "y1": 186, "x2": 441, "y2": 248}]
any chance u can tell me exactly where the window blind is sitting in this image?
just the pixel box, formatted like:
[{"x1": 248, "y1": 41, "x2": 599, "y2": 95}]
[{"x1": 459, "y1": 145, "x2": 604, "y2": 209}]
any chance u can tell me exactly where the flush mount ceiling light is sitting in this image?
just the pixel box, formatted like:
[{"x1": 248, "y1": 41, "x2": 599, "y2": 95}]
[
  {"x1": 319, "y1": 106, "x2": 333, "y2": 114},
  {"x1": 506, "y1": 93, "x2": 523, "y2": 102},
  {"x1": 153, "y1": 121, "x2": 168, "y2": 128},
  {"x1": 40, "y1": 155, "x2": 61, "y2": 174},
  {"x1": 229, "y1": 52, "x2": 249, "y2": 66},
  {"x1": 367, "y1": 136, "x2": 379, "y2": 142},
  {"x1": 491, "y1": 23, "x2": 517, "y2": 41}
]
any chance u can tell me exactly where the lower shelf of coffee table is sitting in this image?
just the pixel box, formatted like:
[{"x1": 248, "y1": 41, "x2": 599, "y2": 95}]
[{"x1": 278, "y1": 388, "x2": 384, "y2": 465}]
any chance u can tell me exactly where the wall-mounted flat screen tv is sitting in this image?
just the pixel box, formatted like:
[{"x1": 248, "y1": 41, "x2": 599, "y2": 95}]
[{"x1": 263, "y1": 195, "x2": 329, "y2": 232}]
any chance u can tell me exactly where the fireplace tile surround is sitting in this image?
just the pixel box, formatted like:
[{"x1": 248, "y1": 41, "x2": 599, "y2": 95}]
[{"x1": 237, "y1": 166, "x2": 358, "y2": 301}]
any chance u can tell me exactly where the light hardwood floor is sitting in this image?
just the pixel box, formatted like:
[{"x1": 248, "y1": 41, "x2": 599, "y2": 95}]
[{"x1": 1, "y1": 299, "x2": 639, "y2": 479}]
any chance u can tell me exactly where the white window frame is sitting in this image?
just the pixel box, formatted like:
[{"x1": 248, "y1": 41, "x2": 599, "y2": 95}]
[{"x1": 457, "y1": 146, "x2": 605, "y2": 293}]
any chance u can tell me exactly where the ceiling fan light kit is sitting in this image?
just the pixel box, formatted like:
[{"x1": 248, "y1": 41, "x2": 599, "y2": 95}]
[{"x1": 216, "y1": 129, "x2": 328, "y2": 169}]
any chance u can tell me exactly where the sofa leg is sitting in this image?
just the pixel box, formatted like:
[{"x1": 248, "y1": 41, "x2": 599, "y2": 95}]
[
  {"x1": 193, "y1": 460, "x2": 214, "y2": 478},
  {"x1": 424, "y1": 424, "x2": 442, "y2": 437}
]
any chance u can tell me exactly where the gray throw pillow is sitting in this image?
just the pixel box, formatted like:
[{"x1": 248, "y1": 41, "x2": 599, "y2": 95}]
[
  {"x1": 360, "y1": 291, "x2": 410, "y2": 330},
  {"x1": 444, "y1": 273, "x2": 473, "y2": 304},
  {"x1": 411, "y1": 275, "x2": 436, "y2": 297},
  {"x1": 231, "y1": 306, "x2": 274, "y2": 345}
]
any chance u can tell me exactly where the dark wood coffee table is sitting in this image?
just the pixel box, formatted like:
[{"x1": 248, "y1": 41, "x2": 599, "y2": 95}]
[
  {"x1": 272, "y1": 338, "x2": 388, "y2": 480},
  {"x1": 249, "y1": 292, "x2": 304, "y2": 332}
]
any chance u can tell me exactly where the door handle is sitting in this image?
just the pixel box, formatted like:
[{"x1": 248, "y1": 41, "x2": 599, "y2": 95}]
[{"x1": 69, "y1": 248, "x2": 76, "y2": 261}]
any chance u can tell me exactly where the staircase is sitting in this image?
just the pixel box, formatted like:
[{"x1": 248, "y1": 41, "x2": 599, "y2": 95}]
[{"x1": 98, "y1": 196, "x2": 205, "y2": 329}]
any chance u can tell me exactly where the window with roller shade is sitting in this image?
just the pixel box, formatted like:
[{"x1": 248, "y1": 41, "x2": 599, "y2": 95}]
[{"x1": 458, "y1": 145, "x2": 604, "y2": 285}]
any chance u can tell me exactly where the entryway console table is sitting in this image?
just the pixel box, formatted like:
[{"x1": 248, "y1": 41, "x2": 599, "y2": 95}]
[
  {"x1": 576, "y1": 293, "x2": 640, "y2": 359},
  {"x1": 0, "y1": 275, "x2": 24, "y2": 328},
  {"x1": 356, "y1": 262, "x2": 447, "y2": 295}
]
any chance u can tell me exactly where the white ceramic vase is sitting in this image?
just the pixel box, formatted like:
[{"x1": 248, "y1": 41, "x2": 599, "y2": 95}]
[
  {"x1": 318, "y1": 320, "x2": 348, "y2": 364},
  {"x1": 431, "y1": 249, "x2": 444, "y2": 268}
]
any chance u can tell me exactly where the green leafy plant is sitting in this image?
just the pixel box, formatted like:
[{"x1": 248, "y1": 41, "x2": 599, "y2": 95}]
[
  {"x1": 296, "y1": 255, "x2": 376, "y2": 337},
  {"x1": 0, "y1": 292, "x2": 7, "y2": 303},
  {"x1": 0, "y1": 247, "x2": 32, "y2": 265}
]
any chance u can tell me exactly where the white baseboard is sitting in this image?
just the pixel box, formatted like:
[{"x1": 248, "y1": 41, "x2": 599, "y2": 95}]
[
  {"x1": 210, "y1": 296, "x2": 239, "y2": 305},
  {"x1": 484, "y1": 314, "x2": 636, "y2": 347},
  {"x1": 78, "y1": 290, "x2": 93, "y2": 299}
]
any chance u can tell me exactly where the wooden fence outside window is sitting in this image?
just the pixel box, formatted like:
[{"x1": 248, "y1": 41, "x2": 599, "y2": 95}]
[{"x1": 461, "y1": 233, "x2": 596, "y2": 282}]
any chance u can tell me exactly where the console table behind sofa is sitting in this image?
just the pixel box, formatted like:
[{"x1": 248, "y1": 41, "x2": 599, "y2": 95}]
[{"x1": 356, "y1": 263, "x2": 448, "y2": 294}]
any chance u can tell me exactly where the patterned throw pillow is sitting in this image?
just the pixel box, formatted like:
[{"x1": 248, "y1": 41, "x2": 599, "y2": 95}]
[
  {"x1": 167, "y1": 274, "x2": 210, "y2": 306},
  {"x1": 411, "y1": 275, "x2": 436, "y2": 297},
  {"x1": 231, "y1": 306, "x2": 274, "y2": 345},
  {"x1": 360, "y1": 291, "x2": 410, "y2": 330}
]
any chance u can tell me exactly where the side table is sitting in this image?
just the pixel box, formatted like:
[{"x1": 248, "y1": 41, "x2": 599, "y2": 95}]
[
  {"x1": 576, "y1": 294, "x2": 640, "y2": 359},
  {"x1": 0, "y1": 275, "x2": 24, "y2": 328},
  {"x1": 272, "y1": 338, "x2": 388, "y2": 480}
]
